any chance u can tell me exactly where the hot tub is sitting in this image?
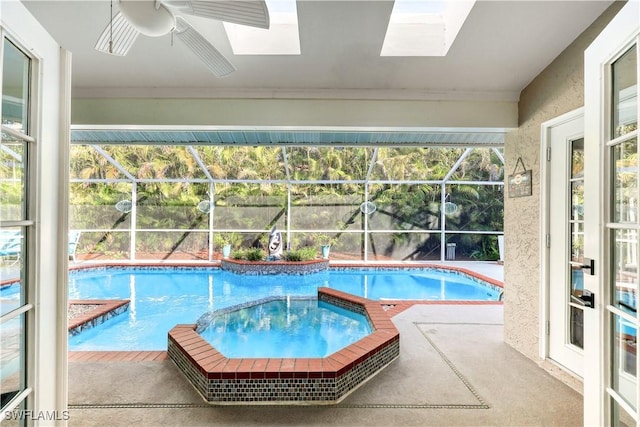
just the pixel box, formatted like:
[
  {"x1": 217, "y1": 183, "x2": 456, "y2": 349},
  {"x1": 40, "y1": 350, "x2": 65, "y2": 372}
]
[{"x1": 168, "y1": 288, "x2": 400, "y2": 404}]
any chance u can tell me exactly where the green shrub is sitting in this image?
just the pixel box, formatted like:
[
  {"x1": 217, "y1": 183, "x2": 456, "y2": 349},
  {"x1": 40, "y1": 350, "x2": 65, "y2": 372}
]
[
  {"x1": 230, "y1": 249, "x2": 246, "y2": 260},
  {"x1": 283, "y1": 247, "x2": 317, "y2": 262},
  {"x1": 245, "y1": 248, "x2": 265, "y2": 261},
  {"x1": 230, "y1": 248, "x2": 264, "y2": 261}
]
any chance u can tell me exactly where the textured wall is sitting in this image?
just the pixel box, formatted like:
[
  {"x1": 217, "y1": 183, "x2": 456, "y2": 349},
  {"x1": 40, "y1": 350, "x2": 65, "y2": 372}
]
[{"x1": 503, "y1": 2, "x2": 624, "y2": 360}]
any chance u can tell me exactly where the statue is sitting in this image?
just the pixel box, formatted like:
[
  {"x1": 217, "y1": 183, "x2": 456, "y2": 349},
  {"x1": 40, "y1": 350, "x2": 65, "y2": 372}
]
[{"x1": 268, "y1": 226, "x2": 283, "y2": 259}]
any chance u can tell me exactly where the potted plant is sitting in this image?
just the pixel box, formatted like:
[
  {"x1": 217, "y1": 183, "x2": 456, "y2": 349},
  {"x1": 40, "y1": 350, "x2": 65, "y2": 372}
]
[
  {"x1": 313, "y1": 233, "x2": 338, "y2": 259},
  {"x1": 214, "y1": 232, "x2": 241, "y2": 258}
]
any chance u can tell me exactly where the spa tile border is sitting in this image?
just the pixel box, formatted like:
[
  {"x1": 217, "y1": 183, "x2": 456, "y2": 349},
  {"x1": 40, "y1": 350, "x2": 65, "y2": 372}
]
[
  {"x1": 167, "y1": 287, "x2": 400, "y2": 404},
  {"x1": 68, "y1": 262, "x2": 221, "y2": 275},
  {"x1": 220, "y1": 258, "x2": 329, "y2": 275}
]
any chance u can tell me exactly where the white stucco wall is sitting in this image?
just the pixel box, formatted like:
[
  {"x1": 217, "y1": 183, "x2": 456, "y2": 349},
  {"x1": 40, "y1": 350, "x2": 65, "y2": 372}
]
[{"x1": 503, "y1": 2, "x2": 624, "y2": 362}]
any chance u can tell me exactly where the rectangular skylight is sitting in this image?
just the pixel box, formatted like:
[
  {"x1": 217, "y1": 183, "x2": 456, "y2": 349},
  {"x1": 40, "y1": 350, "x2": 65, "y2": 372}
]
[
  {"x1": 224, "y1": 0, "x2": 300, "y2": 55},
  {"x1": 381, "y1": 0, "x2": 475, "y2": 56}
]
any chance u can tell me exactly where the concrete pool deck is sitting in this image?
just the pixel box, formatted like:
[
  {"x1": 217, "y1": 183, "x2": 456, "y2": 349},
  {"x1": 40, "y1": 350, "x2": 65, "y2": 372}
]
[{"x1": 67, "y1": 302, "x2": 583, "y2": 426}]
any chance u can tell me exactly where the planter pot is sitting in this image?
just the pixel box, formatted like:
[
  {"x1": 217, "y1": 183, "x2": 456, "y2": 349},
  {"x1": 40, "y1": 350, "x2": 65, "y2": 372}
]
[
  {"x1": 498, "y1": 236, "x2": 504, "y2": 262},
  {"x1": 321, "y1": 245, "x2": 331, "y2": 259},
  {"x1": 222, "y1": 244, "x2": 232, "y2": 258}
]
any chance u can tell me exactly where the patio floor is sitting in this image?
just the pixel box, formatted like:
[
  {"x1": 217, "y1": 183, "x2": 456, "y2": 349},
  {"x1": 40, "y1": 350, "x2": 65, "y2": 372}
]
[
  {"x1": 3, "y1": 261, "x2": 582, "y2": 425},
  {"x1": 68, "y1": 292, "x2": 583, "y2": 426}
]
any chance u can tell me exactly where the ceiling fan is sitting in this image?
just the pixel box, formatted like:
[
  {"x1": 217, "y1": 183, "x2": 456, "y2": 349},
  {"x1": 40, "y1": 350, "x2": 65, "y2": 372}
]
[{"x1": 95, "y1": 0, "x2": 270, "y2": 77}]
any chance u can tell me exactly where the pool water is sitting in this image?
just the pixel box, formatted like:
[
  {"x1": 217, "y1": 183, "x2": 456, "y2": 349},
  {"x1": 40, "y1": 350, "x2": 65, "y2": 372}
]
[
  {"x1": 198, "y1": 299, "x2": 372, "y2": 358},
  {"x1": 330, "y1": 269, "x2": 498, "y2": 300},
  {"x1": 2, "y1": 267, "x2": 499, "y2": 351}
]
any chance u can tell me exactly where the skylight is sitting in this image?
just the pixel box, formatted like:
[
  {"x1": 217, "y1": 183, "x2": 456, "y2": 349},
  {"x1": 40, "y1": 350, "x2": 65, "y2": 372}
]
[
  {"x1": 381, "y1": 0, "x2": 475, "y2": 57},
  {"x1": 224, "y1": 0, "x2": 300, "y2": 55}
]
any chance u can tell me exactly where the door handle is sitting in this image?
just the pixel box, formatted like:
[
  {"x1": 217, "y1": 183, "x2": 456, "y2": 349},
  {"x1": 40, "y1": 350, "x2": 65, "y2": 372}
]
[
  {"x1": 572, "y1": 290, "x2": 595, "y2": 308},
  {"x1": 580, "y1": 258, "x2": 595, "y2": 275}
]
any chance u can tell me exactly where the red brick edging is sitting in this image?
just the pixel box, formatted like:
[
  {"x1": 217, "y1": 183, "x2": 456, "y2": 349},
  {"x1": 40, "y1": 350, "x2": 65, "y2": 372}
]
[
  {"x1": 167, "y1": 288, "x2": 400, "y2": 403},
  {"x1": 68, "y1": 299, "x2": 129, "y2": 331}
]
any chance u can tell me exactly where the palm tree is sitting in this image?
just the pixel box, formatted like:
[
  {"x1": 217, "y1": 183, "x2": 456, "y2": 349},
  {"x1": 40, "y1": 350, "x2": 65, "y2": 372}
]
[{"x1": 69, "y1": 144, "x2": 504, "y2": 260}]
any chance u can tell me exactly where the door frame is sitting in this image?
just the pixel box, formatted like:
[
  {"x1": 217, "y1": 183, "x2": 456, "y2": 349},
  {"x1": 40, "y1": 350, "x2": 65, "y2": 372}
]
[{"x1": 540, "y1": 107, "x2": 584, "y2": 369}]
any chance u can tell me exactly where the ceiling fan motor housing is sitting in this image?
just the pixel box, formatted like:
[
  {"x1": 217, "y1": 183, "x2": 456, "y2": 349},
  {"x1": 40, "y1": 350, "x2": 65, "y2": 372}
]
[{"x1": 118, "y1": 0, "x2": 175, "y2": 37}]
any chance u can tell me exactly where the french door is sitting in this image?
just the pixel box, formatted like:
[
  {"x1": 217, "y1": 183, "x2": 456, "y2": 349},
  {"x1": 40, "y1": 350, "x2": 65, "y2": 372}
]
[
  {"x1": 1, "y1": 2, "x2": 71, "y2": 423},
  {"x1": 584, "y1": 2, "x2": 640, "y2": 425},
  {"x1": 544, "y1": 109, "x2": 585, "y2": 377}
]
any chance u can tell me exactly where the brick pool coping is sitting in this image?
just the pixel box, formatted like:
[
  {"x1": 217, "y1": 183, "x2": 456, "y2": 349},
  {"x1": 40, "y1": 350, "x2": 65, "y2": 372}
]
[
  {"x1": 167, "y1": 287, "x2": 400, "y2": 404},
  {"x1": 68, "y1": 299, "x2": 130, "y2": 335}
]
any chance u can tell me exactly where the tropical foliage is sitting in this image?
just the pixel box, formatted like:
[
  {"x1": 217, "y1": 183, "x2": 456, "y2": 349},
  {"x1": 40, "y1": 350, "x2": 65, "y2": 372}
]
[
  {"x1": 282, "y1": 247, "x2": 317, "y2": 262},
  {"x1": 65, "y1": 145, "x2": 504, "y2": 261},
  {"x1": 232, "y1": 248, "x2": 265, "y2": 262},
  {"x1": 213, "y1": 232, "x2": 242, "y2": 249}
]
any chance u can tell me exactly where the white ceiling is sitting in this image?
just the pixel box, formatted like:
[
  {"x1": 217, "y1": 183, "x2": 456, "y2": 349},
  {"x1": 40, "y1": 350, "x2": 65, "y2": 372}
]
[{"x1": 23, "y1": 0, "x2": 614, "y2": 102}]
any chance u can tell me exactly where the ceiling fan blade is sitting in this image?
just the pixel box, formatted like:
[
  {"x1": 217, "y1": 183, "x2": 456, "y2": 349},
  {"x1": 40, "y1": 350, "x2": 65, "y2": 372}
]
[
  {"x1": 95, "y1": 11, "x2": 140, "y2": 56},
  {"x1": 174, "y1": 17, "x2": 236, "y2": 77},
  {"x1": 165, "y1": 0, "x2": 270, "y2": 29}
]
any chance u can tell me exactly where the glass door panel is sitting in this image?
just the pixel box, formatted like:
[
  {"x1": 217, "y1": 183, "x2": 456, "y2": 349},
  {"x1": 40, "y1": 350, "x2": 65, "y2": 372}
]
[
  {"x1": 0, "y1": 314, "x2": 25, "y2": 408},
  {"x1": 1, "y1": 36, "x2": 33, "y2": 423},
  {"x1": 1, "y1": 40, "x2": 29, "y2": 133},
  {"x1": 571, "y1": 181, "x2": 584, "y2": 221},
  {"x1": 613, "y1": 399, "x2": 637, "y2": 427},
  {"x1": 612, "y1": 138, "x2": 638, "y2": 224},
  {"x1": 569, "y1": 138, "x2": 585, "y2": 349},
  {"x1": 570, "y1": 304, "x2": 585, "y2": 349},
  {"x1": 607, "y1": 42, "x2": 639, "y2": 424},
  {"x1": 612, "y1": 314, "x2": 637, "y2": 410},
  {"x1": 571, "y1": 222, "x2": 584, "y2": 261},
  {"x1": 613, "y1": 47, "x2": 638, "y2": 139},
  {"x1": 613, "y1": 228, "x2": 639, "y2": 314},
  {"x1": 0, "y1": 138, "x2": 26, "y2": 222}
]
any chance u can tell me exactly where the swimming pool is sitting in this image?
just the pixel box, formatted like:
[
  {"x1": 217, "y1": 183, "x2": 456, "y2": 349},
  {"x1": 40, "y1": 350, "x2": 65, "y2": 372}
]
[{"x1": 1, "y1": 266, "x2": 501, "y2": 351}]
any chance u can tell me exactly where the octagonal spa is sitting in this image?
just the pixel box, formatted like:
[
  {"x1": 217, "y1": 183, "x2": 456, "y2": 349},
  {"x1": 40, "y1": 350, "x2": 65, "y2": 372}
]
[{"x1": 168, "y1": 288, "x2": 399, "y2": 404}]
